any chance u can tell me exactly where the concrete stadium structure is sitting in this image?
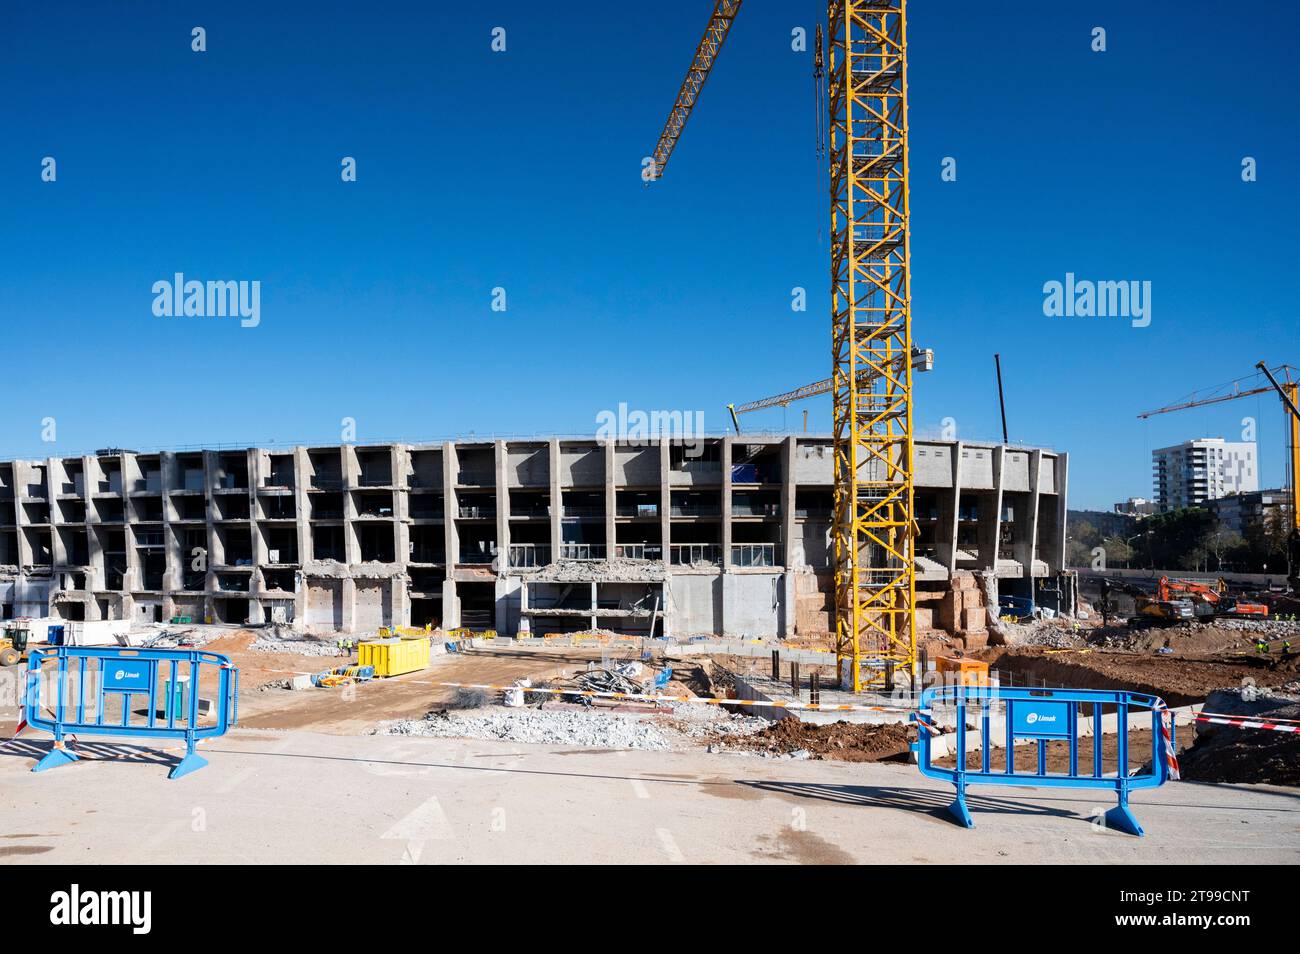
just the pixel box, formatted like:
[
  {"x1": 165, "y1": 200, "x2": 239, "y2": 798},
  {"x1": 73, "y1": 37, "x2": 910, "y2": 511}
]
[{"x1": 0, "y1": 436, "x2": 1068, "y2": 638}]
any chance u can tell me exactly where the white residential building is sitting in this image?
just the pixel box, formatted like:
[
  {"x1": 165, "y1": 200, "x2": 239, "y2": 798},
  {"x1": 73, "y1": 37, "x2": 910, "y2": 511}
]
[{"x1": 1152, "y1": 438, "x2": 1258, "y2": 512}]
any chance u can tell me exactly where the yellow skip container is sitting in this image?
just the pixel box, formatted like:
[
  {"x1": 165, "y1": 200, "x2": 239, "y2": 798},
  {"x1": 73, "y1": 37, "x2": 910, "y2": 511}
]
[{"x1": 358, "y1": 637, "x2": 430, "y2": 677}]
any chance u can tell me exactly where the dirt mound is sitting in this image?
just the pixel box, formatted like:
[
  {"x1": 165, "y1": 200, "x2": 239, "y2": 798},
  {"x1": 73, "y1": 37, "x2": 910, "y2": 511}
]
[
  {"x1": 983, "y1": 647, "x2": 1298, "y2": 707},
  {"x1": 730, "y1": 718, "x2": 913, "y2": 762},
  {"x1": 1178, "y1": 689, "x2": 1300, "y2": 786},
  {"x1": 201, "y1": 630, "x2": 256, "y2": 653},
  {"x1": 1089, "y1": 622, "x2": 1255, "y2": 656}
]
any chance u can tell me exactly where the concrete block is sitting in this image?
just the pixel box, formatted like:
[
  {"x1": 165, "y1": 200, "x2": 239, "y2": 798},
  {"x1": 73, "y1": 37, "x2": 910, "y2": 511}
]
[
  {"x1": 958, "y1": 630, "x2": 989, "y2": 651},
  {"x1": 938, "y1": 593, "x2": 961, "y2": 631},
  {"x1": 962, "y1": 589, "x2": 983, "y2": 609},
  {"x1": 962, "y1": 606, "x2": 988, "y2": 631},
  {"x1": 951, "y1": 572, "x2": 976, "y2": 591},
  {"x1": 914, "y1": 607, "x2": 933, "y2": 631},
  {"x1": 289, "y1": 674, "x2": 313, "y2": 691}
]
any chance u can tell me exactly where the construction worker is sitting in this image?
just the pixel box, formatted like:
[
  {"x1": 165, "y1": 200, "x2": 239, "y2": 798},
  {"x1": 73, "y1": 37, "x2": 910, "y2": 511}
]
[
  {"x1": 1255, "y1": 637, "x2": 1269, "y2": 655},
  {"x1": 1283, "y1": 638, "x2": 1293, "y2": 655}
]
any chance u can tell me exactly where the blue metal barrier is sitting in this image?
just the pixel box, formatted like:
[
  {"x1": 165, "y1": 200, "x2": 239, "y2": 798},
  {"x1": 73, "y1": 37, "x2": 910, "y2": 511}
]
[
  {"x1": 911, "y1": 685, "x2": 1174, "y2": 836},
  {"x1": 23, "y1": 646, "x2": 239, "y2": 779}
]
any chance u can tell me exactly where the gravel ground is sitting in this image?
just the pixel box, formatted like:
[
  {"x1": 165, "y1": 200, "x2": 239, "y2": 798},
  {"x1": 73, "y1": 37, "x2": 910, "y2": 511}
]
[
  {"x1": 376, "y1": 706, "x2": 675, "y2": 749},
  {"x1": 375, "y1": 700, "x2": 774, "y2": 751}
]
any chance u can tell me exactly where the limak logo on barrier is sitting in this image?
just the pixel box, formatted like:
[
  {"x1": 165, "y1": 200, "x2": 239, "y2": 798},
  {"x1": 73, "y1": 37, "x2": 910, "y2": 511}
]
[
  {"x1": 50, "y1": 885, "x2": 151, "y2": 934},
  {"x1": 102, "y1": 661, "x2": 151, "y2": 692},
  {"x1": 1012, "y1": 701, "x2": 1071, "y2": 738}
]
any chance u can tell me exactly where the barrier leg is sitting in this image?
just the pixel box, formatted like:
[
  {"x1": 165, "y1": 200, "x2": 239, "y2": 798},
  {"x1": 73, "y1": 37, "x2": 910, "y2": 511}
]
[
  {"x1": 1104, "y1": 789, "x2": 1144, "y2": 837},
  {"x1": 168, "y1": 739, "x2": 208, "y2": 780},
  {"x1": 33, "y1": 741, "x2": 79, "y2": 773},
  {"x1": 947, "y1": 778, "x2": 975, "y2": 829}
]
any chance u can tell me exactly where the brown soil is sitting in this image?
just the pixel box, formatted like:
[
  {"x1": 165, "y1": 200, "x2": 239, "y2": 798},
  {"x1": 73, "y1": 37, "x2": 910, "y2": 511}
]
[
  {"x1": 728, "y1": 718, "x2": 914, "y2": 763},
  {"x1": 979, "y1": 646, "x2": 1299, "y2": 707},
  {"x1": 1178, "y1": 696, "x2": 1300, "y2": 786},
  {"x1": 232, "y1": 646, "x2": 628, "y2": 733},
  {"x1": 934, "y1": 728, "x2": 1192, "y2": 776}
]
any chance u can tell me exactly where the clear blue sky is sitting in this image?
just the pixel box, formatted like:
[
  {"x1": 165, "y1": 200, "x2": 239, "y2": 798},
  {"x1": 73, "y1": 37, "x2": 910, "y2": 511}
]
[{"x1": 1, "y1": 0, "x2": 1296, "y2": 509}]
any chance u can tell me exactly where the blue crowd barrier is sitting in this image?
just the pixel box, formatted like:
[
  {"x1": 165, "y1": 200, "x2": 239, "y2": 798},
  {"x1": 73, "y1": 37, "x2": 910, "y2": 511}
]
[
  {"x1": 912, "y1": 685, "x2": 1174, "y2": 836},
  {"x1": 23, "y1": 646, "x2": 239, "y2": 779}
]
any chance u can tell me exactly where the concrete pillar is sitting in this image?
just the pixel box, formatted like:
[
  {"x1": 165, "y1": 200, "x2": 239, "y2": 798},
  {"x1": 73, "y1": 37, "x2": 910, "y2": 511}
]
[
  {"x1": 393, "y1": 444, "x2": 410, "y2": 570},
  {"x1": 341, "y1": 446, "x2": 360, "y2": 565},
  {"x1": 659, "y1": 440, "x2": 672, "y2": 566},
  {"x1": 161, "y1": 451, "x2": 180, "y2": 617},
  {"x1": 935, "y1": 441, "x2": 962, "y2": 573},
  {"x1": 47, "y1": 456, "x2": 66, "y2": 567},
  {"x1": 442, "y1": 443, "x2": 460, "y2": 628},
  {"x1": 604, "y1": 440, "x2": 616, "y2": 557},
  {"x1": 548, "y1": 438, "x2": 562, "y2": 559},
  {"x1": 978, "y1": 446, "x2": 1005, "y2": 572},
  {"x1": 1025, "y1": 449, "x2": 1043, "y2": 574},
  {"x1": 590, "y1": 580, "x2": 598, "y2": 632},
  {"x1": 495, "y1": 441, "x2": 510, "y2": 568},
  {"x1": 340, "y1": 576, "x2": 357, "y2": 631},
  {"x1": 1051, "y1": 453, "x2": 1069, "y2": 572},
  {"x1": 292, "y1": 447, "x2": 311, "y2": 625},
  {"x1": 781, "y1": 437, "x2": 797, "y2": 637},
  {"x1": 721, "y1": 436, "x2": 733, "y2": 570},
  {"x1": 12, "y1": 461, "x2": 34, "y2": 568}
]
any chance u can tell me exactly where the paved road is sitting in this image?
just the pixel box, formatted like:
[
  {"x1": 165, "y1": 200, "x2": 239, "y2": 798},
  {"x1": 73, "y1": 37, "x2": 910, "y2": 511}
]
[{"x1": 0, "y1": 728, "x2": 1295, "y2": 864}]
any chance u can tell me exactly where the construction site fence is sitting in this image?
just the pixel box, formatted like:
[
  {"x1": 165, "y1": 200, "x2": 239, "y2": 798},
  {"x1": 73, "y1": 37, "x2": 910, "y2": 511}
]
[
  {"x1": 913, "y1": 685, "x2": 1174, "y2": 836},
  {"x1": 22, "y1": 646, "x2": 239, "y2": 779}
]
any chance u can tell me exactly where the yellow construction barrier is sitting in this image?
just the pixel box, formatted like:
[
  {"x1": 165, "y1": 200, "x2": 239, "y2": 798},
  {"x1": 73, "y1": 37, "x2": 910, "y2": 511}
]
[{"x1": 358, "y1": 637, "x2": 430, "y2": 677}]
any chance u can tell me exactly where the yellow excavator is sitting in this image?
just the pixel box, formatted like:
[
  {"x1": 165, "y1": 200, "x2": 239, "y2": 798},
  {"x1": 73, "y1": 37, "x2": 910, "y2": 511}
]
[{"x1": 0, "y1": 619, "x2": 31, "y2": 667}]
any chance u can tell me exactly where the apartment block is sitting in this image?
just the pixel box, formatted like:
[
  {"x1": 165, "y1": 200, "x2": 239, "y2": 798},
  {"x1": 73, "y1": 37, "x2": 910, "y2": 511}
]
[
  {"x1": 0, "y1": 437, "x2": 1068, "y2": 638},
  {"x1": 1152, "y1": 438, "x2": 1258, "y2": 512}
]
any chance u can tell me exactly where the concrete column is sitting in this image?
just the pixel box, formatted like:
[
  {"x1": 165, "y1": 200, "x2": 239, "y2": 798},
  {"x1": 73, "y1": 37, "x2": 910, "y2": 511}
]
[
  {"x1": 495, "y1": 441, "x2": 510, "y2": 567},
  {"x1": 341, "y1": 446, "x2": 360, "y2": 565},
  {"x1": 548, "y1": 439, "x2": 562, "y2": 559},
  {"x1": 202, "y1": 452, "x2": 217, "y2": 604},
  {"x1": 936, "y1": 441, "x2": 962, "y2": 573},
  {"x1": 340, "y1": 577, "x2": 357, "y2": 631},
  {"x1": 603, "y1": 440, "x2": 616, "y2": 558},
  {"x1": 12, "y1": 461, "x2": 34, "y2": 567},
  {"x1": 442, "y1": 442, "x2": 460, "y2": 628},
  {"x1": 161, "y1": 451, "x2": 180, "y2": 615},
  {"x1": 721, "y1": 436, "x2": 733, "y2": 570},
  {"x1": 394, "y1": 446, "x2": 412, "y2": 624},
  {"x1": 47, "y1": 456, "x2": 66, "y2": 566},
  {"x1": 978, "y1": 446, "x2": 1005, "y2": 572},
  {"x1": 1017, "y1": 450, "x2": 1043, "y2": 572},
  {"x1": 1051, "y1": 453, "x2": 1069, "y2": 572},
  {"x1": 659, "y1": 440, "x2": 671, "y2": 566},
  {"x1": 84, "y1": 456, "x2": 104, "y2": 592},
  {"x1": 292, "y1": 447, "x2": 311, "y2": 626},
  {"x1": 590, "y1": 580, "x2": 598, "y2": 631},
  {"x1": 781, "y1": 437, "x2": 798, "y2": 638}
]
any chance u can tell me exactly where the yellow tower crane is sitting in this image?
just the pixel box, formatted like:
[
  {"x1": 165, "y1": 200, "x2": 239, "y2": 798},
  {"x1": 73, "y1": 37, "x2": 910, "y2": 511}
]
[{"x1": 648, "y1": 0, "x2": 917, "y2": 689}]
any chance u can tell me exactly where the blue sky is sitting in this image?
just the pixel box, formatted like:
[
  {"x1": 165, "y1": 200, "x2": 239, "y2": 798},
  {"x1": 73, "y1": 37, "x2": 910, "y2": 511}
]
[{"x1": 1, "y1": 0, "x2": 1296, "y2": 509}]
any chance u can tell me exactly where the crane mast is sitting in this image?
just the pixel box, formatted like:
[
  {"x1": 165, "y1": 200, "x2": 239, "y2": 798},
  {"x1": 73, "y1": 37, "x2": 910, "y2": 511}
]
[
  {"x1": 829, "y1": 0, "x2": 916, "y2": 690},
  {"x1": 647, "y1": 0, "x2": 918, "y2": 690}
]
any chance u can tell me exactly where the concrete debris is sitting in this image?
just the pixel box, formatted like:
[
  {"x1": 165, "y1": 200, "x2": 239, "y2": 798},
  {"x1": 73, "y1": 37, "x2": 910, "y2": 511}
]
[
  {"x1": 248, "y1": 627, "x2": 341, "y2": 657},
  {"x1": 377, "y1": 707, "x2": 673, "y2": 750},
  {"x1": 528, "y1": 559, "x2": 666, "y2": 583},
  {"x1": 995, "y1": 619, "x2": 1083, "y2": 649}
]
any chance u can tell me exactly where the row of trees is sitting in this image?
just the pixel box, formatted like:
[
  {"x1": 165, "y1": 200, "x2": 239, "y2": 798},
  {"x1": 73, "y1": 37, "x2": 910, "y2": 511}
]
[{"x1": 1067, "y1": 506, "x2": 1294, "y2": 574}]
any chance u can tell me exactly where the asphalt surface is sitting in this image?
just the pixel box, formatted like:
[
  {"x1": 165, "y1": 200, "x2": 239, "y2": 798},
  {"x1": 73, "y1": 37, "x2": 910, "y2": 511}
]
[{"x1": 1, "y1": 727, "x2": 1295, "y2": 864}]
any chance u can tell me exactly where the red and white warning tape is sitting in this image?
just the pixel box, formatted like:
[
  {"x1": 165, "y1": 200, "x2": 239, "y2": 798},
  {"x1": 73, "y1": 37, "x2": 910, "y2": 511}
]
[
  {"x1": 436, "y1": 681, "x2": 914, "y2": 715},
  {"x1": 1155, "y1": 704, "x2": 1180, "y2": 780},
  {"x1": 1193, "y1": 713, "x2": 1300, "y2": 734}
]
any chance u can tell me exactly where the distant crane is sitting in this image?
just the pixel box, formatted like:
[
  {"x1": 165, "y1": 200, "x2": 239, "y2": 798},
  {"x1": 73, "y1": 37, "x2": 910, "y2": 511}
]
[
  {"x1": 1138, "y1": 363, "x2": 1299, "y2": 590},
  {"x1": 649, "y1": 0, "x2": 918, "y2": 690}
]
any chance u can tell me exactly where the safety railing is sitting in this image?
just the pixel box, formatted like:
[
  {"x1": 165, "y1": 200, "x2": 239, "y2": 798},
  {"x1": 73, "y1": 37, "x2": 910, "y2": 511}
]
[
  {"x1": 613, "y1": 543, "x2": 662, "y2": 561},
  {"x1": 912, "y1": 685, "x2": 1175, "y2": 836},
  {"x1": 22, "y1": 646, "x2": 239, "y2": 779},
  {"x1": 670, "y1": 543, "x2": 720, "y2": 566},
  {"x1": 509, "y1": 543, "x2": 551, "y2": 567},
  {"x1": 731, "y1": 543, "x2": 779, "y2": 567},
  {"x1": 557, "y1": 543, "x2": 604, "y2": 561}
]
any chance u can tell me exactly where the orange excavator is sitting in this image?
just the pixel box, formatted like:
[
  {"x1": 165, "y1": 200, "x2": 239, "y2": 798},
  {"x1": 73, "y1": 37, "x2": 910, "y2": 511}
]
[{"x1": 1156, "y1": 577, "x2": 1269, "y2": 620}]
